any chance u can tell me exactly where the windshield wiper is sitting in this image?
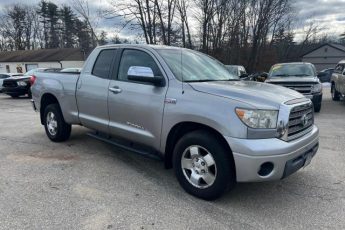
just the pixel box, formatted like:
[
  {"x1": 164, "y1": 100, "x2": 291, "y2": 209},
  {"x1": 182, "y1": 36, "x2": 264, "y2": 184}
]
[
  {"x1": 293, "y1": 74, "x2": 310, "y2": 76},
  {"x1": 272, "y1": 74, "x2": 288, "y2": 77},
  {"x1": 185, "y1": 78, "x2": 240, "y2": 82},
  {"x1": 184, "y1": 79, "x2": 219, "y2": 82}
]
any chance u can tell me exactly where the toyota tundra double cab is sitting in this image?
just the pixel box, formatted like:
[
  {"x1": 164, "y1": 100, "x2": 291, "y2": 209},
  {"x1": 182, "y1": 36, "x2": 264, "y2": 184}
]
[{"x1": 31, "y1": 45, "x2": 319, "y2": 200}]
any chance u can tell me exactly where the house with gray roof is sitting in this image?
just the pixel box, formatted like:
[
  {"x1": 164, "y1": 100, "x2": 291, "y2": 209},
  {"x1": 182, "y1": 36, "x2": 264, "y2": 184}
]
[
  {"x1": 0, "y1": 48, "x2": 86, "y2": 73},
  {"x1": 302, "y1": 43, "x2": 345, "y2": 71}
]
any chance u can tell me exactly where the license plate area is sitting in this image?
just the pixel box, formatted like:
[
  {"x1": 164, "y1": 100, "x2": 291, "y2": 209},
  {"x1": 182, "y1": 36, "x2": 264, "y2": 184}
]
[{"x1": 282, "y1": 143, "x2": 318, "y2": 179}]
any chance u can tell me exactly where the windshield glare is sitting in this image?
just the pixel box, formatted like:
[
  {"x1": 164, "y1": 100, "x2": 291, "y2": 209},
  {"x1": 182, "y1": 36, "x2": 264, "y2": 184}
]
[
  {"x1": 157, "y1": 49, "x2": 238, "y2": 82},
  {"x1": 269, "y1": 64, "x2": 315, "y2": 77}
]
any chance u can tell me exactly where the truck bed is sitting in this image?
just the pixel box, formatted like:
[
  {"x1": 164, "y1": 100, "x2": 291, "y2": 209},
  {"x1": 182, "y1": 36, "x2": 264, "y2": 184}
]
[{"x1": 33, "y1": 71, "x2": 81, "y2": 124}]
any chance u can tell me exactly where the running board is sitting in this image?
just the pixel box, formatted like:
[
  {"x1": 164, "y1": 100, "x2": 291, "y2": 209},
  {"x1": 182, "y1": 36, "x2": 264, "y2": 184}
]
[{"x1": 87, "y1": 132, "x2": 162, "y2": 161}]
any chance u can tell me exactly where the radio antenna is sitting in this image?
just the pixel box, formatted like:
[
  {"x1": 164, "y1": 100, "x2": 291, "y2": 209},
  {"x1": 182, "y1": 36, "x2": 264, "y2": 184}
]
[{"x1": 181, "y1": 49, "x2": 184, "y2": 94}]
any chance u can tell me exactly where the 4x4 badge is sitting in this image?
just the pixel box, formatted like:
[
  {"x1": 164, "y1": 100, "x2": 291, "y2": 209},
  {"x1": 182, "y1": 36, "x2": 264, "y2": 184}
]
[{"x1": 164, "y1": 98, "x2": 177, "y2": 104}]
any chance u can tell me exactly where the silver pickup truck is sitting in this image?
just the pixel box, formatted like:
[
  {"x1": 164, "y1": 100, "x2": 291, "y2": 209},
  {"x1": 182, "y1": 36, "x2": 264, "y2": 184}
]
[
  {"x1": 265, "y1": 62, "x2": 323, "y2": 112},
  {"x1": 31, "y1": 45, "x2": 319, "y2": 200},
  {"x1": 331, "y1": 60, "x2": 345, "y2": 101}
]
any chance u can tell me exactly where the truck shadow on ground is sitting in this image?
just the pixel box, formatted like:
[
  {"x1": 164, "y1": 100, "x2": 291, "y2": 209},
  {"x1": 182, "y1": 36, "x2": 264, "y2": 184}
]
[{"x1": 64, "y1": 127, "x2": 334, "y2": 209}]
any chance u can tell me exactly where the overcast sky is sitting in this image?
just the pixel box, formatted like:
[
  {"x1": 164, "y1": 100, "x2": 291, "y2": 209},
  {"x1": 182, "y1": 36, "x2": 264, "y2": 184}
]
[{"x1": 0, "y1": 0, "x2": 344, "y2": 42}]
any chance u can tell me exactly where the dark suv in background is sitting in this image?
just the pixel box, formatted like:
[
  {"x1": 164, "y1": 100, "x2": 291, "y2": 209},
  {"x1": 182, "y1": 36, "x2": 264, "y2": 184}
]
[{"x1": 265, "y1": 62, "x2": 323, "y2": 112}]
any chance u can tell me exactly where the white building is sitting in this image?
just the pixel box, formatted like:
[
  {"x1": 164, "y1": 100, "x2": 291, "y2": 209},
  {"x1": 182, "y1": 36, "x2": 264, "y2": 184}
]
[
  {"x1": 302, "y1": 43, "x2": 345, "y2": 71},
  {"x1": 0, "y1": 48, "x2": 86, "y2": 73}
]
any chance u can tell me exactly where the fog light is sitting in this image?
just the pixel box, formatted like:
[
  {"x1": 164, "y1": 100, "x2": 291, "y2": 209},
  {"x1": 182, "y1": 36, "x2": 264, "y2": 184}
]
[{"x1": 258, "y1": 162, "x2": 274, "y2": 177}]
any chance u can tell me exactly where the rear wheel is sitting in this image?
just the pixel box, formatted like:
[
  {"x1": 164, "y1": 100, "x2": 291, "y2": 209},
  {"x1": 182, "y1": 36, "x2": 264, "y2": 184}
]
[
  {"x1": 173, "y1": 130, "x2": 236, "y2": 200},
  {"x1": 331, "y1": 83, "x2": 340, "y2": 101},
  {"x1": 43, "y1": 104, "x2": 71, "y2": 142}
]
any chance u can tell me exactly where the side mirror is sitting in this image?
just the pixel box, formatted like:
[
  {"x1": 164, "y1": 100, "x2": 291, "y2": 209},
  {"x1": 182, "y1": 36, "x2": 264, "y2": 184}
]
[{"x1": 127, "y1": 66, "x2": 165, "y2": 87}]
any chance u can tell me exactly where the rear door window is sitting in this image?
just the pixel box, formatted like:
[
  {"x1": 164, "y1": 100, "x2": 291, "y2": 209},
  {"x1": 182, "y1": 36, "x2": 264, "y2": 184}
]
[{"x1": 92, "y1": 49, "x2": 117, "y2": 79}]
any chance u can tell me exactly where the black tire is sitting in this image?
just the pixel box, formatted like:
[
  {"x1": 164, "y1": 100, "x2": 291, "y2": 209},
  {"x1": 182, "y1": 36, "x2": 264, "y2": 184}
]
[
  {"x1": 331, "y1": 83, "x2": 340, "y2": 101},
  {"x1": 314, "y1": 103, "x2": 321, "y2": 112},
  {"x1": 43, "y1": 103, "x2": 71, "y2": 142},
  {"x1": 173, "y1": 130, "x2": 236, "y2": 200},
  {"x1": 10, "y1": 94, "x2": 20, "y2": 98}
]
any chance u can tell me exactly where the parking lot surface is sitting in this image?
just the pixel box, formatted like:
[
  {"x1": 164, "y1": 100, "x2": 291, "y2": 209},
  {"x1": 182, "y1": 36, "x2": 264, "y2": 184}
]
[{"x1": 0, "y1": 89, "x2": 344, "y2": 230}]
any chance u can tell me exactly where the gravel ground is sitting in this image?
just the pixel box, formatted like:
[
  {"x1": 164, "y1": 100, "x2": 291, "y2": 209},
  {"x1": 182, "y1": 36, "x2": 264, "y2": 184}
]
[{"x1": 0, "y1": 89, "x2": 344, "y2": 230}]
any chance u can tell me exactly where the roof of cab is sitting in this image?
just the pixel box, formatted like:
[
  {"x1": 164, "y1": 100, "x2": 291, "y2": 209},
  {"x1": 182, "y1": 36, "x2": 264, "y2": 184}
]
[
  {"x1": 272, "y1": 62, "x2": 313, "y2": 66},
  {"x1": 97, "y1": 44, "x2": 183, "y2": 51}
]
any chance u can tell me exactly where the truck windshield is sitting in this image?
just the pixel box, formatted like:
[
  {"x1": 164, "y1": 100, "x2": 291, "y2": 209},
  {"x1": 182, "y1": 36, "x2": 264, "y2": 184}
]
[
  {"x1": 157, "y1": 49, "x2": 238, "y2": 82},
  {"x1": 269, "y1": 64, "x2": 316, "y2": 77}
]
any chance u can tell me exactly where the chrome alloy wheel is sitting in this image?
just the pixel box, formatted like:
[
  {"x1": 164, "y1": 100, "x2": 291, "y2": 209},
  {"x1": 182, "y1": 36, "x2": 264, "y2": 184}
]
[
  {"x1": 46, "y1": 112, "x2": 58, "y2": 136},
  {"x1": 181, "y1": 145, "x2": 217, "y2": 189}
]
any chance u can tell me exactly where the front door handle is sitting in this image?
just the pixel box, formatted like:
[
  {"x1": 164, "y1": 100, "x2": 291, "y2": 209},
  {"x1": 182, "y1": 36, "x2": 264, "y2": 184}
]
[{"x1": 109, "y1": 86, "x2": 122, "y2": 94}]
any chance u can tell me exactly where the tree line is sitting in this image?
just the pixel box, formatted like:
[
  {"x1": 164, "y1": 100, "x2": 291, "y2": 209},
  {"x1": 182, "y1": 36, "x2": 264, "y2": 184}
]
[
  {"x1": 0, "y1": 0, "x2": 344, "y2": 72},
  {"x1": 106, "y1": 0, "x2": 345, "y2": 71},
  {"x1": 0, "y1": 0, "x2": 110, "y2": 53}
]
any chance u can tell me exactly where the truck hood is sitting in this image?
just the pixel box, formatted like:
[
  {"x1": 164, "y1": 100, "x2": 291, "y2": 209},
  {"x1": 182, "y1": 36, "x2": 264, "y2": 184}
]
[
  {"x1": 265, "y1": 76, "x2": 319, "y2": 83},
  {"x1": 189, "y1": 80, "x2": 304, "y2": 109}
]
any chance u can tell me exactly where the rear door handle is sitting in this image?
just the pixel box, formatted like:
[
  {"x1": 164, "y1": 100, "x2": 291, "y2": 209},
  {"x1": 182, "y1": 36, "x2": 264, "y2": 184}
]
[{"x1": 109, "y1": 86, "x2": 122, "y2": 94}]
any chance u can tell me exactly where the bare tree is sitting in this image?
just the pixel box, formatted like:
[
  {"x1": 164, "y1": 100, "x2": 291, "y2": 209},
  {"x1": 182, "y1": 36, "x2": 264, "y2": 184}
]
[
  {"x1": 176, "y1": 0, "x2": 192, "y2": 48},
  {"x1": 71, "y1": 0, "x2": 99, "y2": 46}
]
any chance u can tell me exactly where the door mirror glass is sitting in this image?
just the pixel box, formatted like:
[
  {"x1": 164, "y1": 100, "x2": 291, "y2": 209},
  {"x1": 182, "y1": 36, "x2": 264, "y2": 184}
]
[
  {"x1": 127, "y1": 66, "x2": 164, "y2": 86},
  {"x1": 127, "y1": 66, "x2": 154, "y2": 78}
]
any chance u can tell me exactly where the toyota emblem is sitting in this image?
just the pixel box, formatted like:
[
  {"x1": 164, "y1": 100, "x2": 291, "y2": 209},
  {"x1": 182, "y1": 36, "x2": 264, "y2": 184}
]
[{"x1": 301, "y1": 114, "x2": 308, "y2": 127}]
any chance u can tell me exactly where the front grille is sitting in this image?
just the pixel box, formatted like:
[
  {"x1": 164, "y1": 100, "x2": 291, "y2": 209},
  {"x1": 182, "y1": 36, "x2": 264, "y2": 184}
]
[
  {"x1": 270, "y1": 82, "x2": 315, "y2": 95},
  {"x1": 287, "y1": 102, "x2": 314, "y2": 141},
  {"x1": 3, "y1": 80, "x2": 17, "y2": 88}
]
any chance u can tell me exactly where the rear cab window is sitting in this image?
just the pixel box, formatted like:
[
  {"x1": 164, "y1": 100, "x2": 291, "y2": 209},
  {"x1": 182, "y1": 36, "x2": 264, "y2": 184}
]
[{"x1": 92, "y1": 49, "x2": 117, "y2": 79}]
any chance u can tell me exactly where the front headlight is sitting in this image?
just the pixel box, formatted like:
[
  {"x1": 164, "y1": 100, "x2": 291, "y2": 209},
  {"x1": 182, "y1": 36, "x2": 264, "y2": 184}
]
[
  {"x1": 235, "y1": 108, "x2": 278, "y2": 129},
  {"x1": 311, "y1": 83, "x2": 322, "y2": 93},
  {"x1": 17, "y1": 81, "x2": 27, "y2": 86}
]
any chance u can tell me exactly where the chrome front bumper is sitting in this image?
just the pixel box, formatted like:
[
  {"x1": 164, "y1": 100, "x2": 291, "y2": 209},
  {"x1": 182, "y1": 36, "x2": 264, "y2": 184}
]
[{"x1": 225, "y1": 125, "x2": 319, "y2": 182}]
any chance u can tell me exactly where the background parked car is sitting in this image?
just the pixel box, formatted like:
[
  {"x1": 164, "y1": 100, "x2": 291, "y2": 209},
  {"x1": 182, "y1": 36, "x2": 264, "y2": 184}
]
[
  {"x1": 330, "y1": 60, "x2": 345, "y2": 101},
  {"x1": 265, "y1": 62, "x2": 323, "y2": 112},
  {"x1": 317, "y1": 68, "x2": 334, "y2": 82},
  {"x1": 2, "y1": 68, "x2": 61, "y2": 98},
  {"x1": 0, "y1": 73, "x2": 23, "y2": 93}
]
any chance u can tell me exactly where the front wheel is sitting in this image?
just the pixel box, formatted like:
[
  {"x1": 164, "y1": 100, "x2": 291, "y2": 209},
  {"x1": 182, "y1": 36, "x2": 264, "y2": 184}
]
[
  {"x1": 173, "y1": 130, "x2": 236, "y2": 200},
  {"x1": 43, "y1": 104, "x2": 71, "y2": 142},
  {"x1": 314, "y1": 103, "x2": 321, "y2": 112}
]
